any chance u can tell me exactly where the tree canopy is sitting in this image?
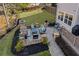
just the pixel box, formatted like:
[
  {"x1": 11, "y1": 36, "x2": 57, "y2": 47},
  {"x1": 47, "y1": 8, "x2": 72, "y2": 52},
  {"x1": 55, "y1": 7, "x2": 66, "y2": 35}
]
[{"x1": 18, "y1": 3, "x2": 29, "y2": 9}]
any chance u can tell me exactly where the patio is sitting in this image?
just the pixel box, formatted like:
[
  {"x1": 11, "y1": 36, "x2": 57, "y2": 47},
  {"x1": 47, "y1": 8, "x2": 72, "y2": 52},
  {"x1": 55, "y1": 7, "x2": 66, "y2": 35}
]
[
  {"x1": 46, "y1": 27, "x2": 64, "y2": 56},
  {"x1": 19, "y1": 21, "x2": 47, "y2": 46}
]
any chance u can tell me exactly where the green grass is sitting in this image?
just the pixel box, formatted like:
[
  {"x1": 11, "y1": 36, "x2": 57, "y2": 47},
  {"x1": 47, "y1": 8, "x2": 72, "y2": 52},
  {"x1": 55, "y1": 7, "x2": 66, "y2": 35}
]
[
  {"x1": 19, "y1": 9, "x2": 55, "y2": 25},
  {"x1": 0, "y1": 27, "x2": 18, "y2": 56},
  {"x1": 19, "y1": 8, "x2": 43, "y2": 18},
  {"x1": 33, "y1": 50, "x2": 51, "y2": 56}
]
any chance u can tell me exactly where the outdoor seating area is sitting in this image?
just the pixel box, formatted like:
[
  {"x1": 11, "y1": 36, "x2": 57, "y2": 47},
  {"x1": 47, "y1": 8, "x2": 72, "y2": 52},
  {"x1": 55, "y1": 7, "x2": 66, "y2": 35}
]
[
  {"x1": 19, "y1": 20, "x2": 46, "y2": 46},
  {"x1": 11, "y1": 20, "x2": 50, "y2": 56}
]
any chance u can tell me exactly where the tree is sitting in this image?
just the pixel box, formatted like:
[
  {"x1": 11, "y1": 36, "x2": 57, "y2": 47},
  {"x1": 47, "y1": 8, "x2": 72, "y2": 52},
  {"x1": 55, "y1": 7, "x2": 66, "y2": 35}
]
[
  {"x1": 41, "y1": 37, "x2": 48, "y2": 45},
  {"x1": 4, "y1": 4, "x2": 20, "y2": 28},
  {"x1": 18, "y1": 3, "x2": 29, "y2": 11},
  {"x1": 2, "y1": 3, "x2": 10, "y2": 29}
]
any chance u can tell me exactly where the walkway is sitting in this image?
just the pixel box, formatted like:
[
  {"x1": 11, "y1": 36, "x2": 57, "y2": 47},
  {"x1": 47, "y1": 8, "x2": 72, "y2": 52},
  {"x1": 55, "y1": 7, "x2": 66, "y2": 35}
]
[{"x1": 46, "y1": 27, "x2": 64, "y2": 56}]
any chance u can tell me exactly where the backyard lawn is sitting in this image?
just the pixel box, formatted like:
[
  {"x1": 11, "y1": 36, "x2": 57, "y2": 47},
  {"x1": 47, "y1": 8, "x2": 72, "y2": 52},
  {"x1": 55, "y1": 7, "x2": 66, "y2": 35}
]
[
  {"x1": 31, "y1": 50, "x2": 51, "y2": 56},
  {"x1": 0, "y1": 27, "x2": 18, "y2": 56},
  {"x1": 19, "y1": 8, "x2": 55, "y2": 25},
  {"x1": 36, "y1": 50, "x2": 51, "y2": 56},
  {"x1": 0, "y1": 8, "x2": 55, "y2": 56}
]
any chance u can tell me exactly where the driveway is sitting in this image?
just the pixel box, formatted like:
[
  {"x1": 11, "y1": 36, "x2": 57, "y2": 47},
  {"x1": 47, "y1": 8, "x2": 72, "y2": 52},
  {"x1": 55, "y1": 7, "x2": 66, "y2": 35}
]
[{"x1": 46, "y1": 27, "x2": 64, "y2": 56}]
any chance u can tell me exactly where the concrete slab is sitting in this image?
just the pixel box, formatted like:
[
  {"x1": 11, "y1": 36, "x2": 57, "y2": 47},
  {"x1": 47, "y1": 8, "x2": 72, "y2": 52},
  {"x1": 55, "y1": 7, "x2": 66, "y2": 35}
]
[{"x1": 46, "y1": 27, "x2": 64, "y2": 56}]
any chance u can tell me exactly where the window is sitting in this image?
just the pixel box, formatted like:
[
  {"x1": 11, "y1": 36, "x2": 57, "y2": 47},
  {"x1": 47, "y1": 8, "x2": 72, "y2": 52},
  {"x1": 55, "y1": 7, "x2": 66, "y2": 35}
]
[
  {"x1": 61, "y1": 15, "x2": 63, "y2": 21},
  {"x1": 68, "y1": 20, "x2": 72, "y2": 26},
  {"x1": 58, "y1": 12, "x2": 73, "y2": 26},
  {"x1": 69, "y1": 15, "x2": 73, "y2": 21},
  {"x1": 58, "y1": 12, "x2": 64, "y2": 21},
  {"x1": 64, "y1": 14, "x2": 68, "y2": 24},
  {"x1": 68, "y1": 15, "x2": 73, "y2": 26},
  {"x1": 64, "y1": 14, "x2": 73, "y2": 26},
  {"x1": 65, "y1": 14, "x2": 68, "y2": 18},
  {"x1": 64, "y1": 18, "x2": 67, "y2": 24},
  {"x1": 58, "y1": 15, "x2": 60, "y2": 20}
]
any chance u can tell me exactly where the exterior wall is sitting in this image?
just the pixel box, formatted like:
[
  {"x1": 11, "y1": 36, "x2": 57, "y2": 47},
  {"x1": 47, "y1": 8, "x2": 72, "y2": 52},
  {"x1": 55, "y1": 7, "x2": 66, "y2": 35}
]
[
  {"x1": 75, "y1": 6, "x2": 79, "y2": 25},
  {"x1": 56, "y1": 3, "x2": 79, "y2": 32}
]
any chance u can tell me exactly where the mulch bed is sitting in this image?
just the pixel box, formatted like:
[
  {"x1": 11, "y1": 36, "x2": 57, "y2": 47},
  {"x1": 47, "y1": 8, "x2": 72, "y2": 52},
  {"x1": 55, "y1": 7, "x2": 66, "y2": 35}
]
[
  {"x1": 11, "y1": 29, "x2": 20, "y2": 54},
  {"x1": 16, "y1": 43, "x2": 48, "y2": 56}
]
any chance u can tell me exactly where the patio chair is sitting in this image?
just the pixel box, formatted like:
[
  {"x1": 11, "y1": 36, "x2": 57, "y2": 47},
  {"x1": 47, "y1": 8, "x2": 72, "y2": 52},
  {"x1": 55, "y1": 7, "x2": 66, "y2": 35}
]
[
  {"x1": 31, "y1": 24, "x2": 34, "y2": 29},
  {"x1": 31, "y1": 28, "x2": 39, "y2": 39},
  {"x1": 39, "y1": 25, "x2": 46, "y2": 34},
  {"x1": 54, "y1": 23, "x2": 60, "y2": 30}
]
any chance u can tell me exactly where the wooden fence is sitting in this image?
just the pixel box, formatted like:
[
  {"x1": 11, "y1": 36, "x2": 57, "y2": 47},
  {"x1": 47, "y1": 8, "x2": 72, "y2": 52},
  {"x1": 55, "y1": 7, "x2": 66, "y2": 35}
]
[{"x1": 44, "y1": 6, "x2": 56, "y2": 15}]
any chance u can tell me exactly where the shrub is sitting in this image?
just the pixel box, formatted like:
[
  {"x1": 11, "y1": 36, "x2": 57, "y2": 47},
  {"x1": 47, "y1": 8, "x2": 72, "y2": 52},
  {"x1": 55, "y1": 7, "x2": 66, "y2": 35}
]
[
  {"x1": 15, "y1": 40, "x2": 24, "y2": 52},
  {"x1": 41, "y1": 37, "x2": 48, "y2": 45},
  {"x1": 9, "y1": 16, "x2": 15, "y2": 27},
  {"x1": 48, "y1": 21, "x2": 56, "y2": 27}
]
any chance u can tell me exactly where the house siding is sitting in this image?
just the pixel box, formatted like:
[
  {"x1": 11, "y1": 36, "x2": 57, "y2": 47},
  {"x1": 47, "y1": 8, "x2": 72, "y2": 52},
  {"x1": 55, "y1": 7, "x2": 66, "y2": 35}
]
[
  {"x1": 75, "y1": 6, "x2": 79, "y2": 25},
  {"x1": 56, "y1": 3, "x2": 79, "y2": 32}
]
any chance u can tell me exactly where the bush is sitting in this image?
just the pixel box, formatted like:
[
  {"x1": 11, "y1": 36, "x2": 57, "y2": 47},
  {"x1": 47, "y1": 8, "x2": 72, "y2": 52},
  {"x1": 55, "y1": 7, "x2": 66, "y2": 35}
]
[
  {"x1": 15, "y1": 40, "x2": 24, "y2": 52},
  {"x1": 9, "y1": 16, "x2": 15, "y2": 27},
  {"x1": 41, "y1": 37, "x2": 48, "y2": 45},
  {"x1": 48, "y1": 21, "x2": 56, "y2": 27},
  {"x1": 42, "y1": 7, "x2": 46, "y2": 10}
]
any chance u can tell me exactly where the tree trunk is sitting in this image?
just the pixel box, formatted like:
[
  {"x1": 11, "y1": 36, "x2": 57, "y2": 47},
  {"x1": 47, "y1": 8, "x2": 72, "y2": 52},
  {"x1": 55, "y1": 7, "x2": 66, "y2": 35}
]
[{"x1": 2, "y1": 3, "x2": 10, "y2": 29}]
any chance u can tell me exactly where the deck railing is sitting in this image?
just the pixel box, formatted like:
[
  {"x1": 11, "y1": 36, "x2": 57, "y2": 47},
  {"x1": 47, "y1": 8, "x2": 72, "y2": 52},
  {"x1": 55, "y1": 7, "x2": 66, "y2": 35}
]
[{"x1": 60, "y1": 27, "x2": 79, "y2": 50}]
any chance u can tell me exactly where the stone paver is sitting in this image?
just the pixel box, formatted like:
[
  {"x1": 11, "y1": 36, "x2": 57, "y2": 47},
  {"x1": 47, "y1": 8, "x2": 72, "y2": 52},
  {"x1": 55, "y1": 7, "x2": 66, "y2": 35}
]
[{"x1": 46, "y1": 27, "x2": 64, "y2": 56}]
